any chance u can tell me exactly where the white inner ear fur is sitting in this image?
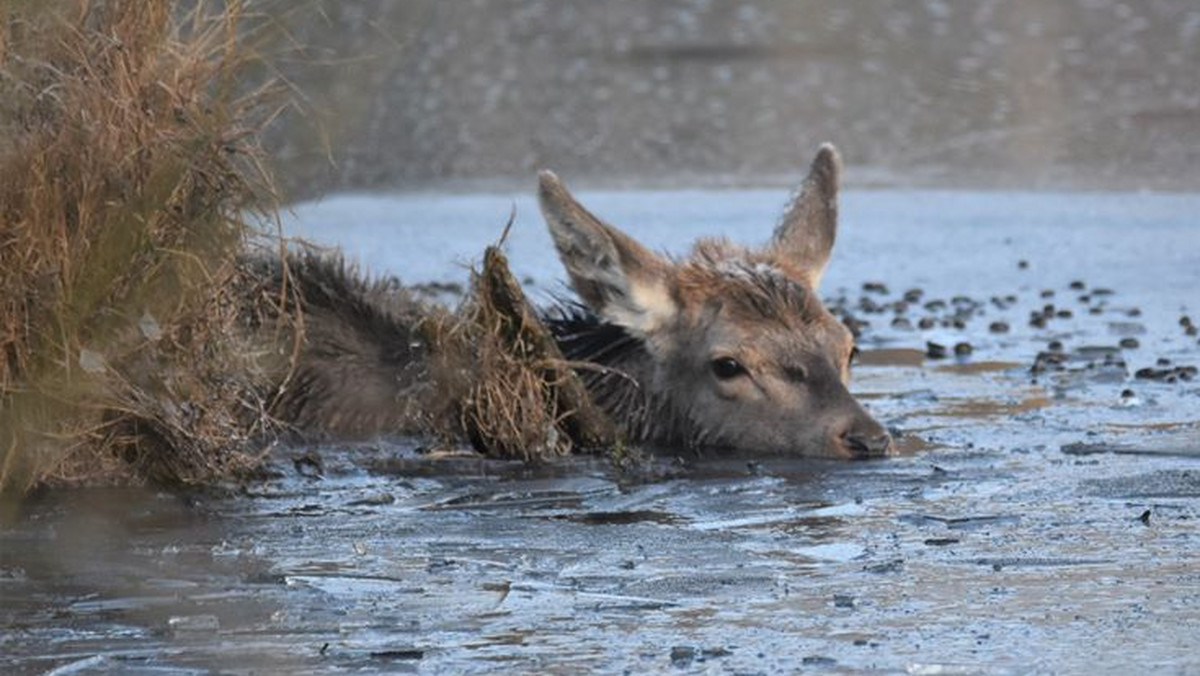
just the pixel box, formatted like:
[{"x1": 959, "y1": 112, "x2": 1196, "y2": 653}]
[{"x1": 605, "y1": 278, "x2": 676, "y2": 335}]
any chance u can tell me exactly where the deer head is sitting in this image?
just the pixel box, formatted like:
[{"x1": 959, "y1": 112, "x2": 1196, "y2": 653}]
[{"x1": 538, "y1": 145, "x2": 891, "y2": 458}]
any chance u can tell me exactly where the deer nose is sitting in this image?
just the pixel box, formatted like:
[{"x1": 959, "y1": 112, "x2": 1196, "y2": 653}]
[{"x1": 841, "y1": 430, "x2": 893, "y2": 458}]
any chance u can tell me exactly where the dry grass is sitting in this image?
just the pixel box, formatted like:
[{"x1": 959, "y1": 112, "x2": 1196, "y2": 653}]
[
  {"x1": 0, "y1": 0, "x2": 287, "y2": 494},
  {"x1": 421, "y1": 245, "x2": 617, "y2": 461},
  {"x1": 0, "y1": 0, "x2": 615, "y2": 496}
]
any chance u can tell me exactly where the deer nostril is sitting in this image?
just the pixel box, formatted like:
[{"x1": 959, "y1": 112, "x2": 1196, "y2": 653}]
[{"x1": 842, "y1": 431, "x2": 893, "y2": 458}]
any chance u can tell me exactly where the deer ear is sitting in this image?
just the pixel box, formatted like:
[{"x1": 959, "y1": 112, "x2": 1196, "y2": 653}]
[
  {"x1": 538, "y1": 170, "x2": 677, "y2": 334},
  {"x1": 769, "y1": 143, "x2": 842, "y2": 287}
]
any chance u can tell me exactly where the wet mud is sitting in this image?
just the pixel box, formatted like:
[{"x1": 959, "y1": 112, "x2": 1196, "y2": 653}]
[{"x1": 3, "y1": 189, "x2": 1199, "y2": 674}]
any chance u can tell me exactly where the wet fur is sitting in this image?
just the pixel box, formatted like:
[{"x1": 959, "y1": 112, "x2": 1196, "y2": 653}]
[
  {"x1": 544, "y1": 304, "x2": 685, "y2": 446},
  {"x1": 262, "y1": 252, "x2": 844, "y2": 450},
  {"x1": 261, "y1": 144, "x2": 890, "y2": 457},
  {"x1": 261, "y1": 255, "x2": 682, "y2": 446},
  {"x1": 258, "y1": 253, "x2": 430, "y2": 438}
]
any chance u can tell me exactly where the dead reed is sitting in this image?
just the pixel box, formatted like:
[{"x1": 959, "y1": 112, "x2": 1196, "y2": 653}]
[
  {"x1": 420, "y1": 245, "x2": 617, "y2": 461},
  {"x1": 0, "y1": 0, "x2": 286, "y2": 494}
]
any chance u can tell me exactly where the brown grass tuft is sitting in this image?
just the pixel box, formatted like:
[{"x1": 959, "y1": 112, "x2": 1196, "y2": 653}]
[
  {"x1": 0, "y1": 0, "x2": 286, "y2": 494},
  {"x1": 421, "y1": 246, "x2": 617, "y2": 461}
]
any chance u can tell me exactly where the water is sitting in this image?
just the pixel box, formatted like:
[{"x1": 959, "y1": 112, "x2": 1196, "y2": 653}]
[
  {"x1": 282, "y1": 187, "x2": 1199, "y2": 349},
  {"x1": 3, "y1": 189, "x2": 1199, "y2": 674}
]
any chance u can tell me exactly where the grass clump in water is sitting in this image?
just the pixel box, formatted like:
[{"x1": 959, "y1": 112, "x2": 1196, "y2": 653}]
[
  {"x1": 421, "y1": 245, "x2": 617, "y2": 461},
  {"x1": 0, "y1": 0, "x2": 287, "y2": 494}
]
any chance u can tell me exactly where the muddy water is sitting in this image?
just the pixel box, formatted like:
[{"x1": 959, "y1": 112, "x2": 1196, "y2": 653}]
[{"x1": 4, "y1": 190, "x2": 1200, "y2": 674}]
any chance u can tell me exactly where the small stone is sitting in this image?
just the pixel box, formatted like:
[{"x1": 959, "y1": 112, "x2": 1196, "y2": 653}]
[
  {"x1": 918, "y1": 317, "x2": 936, "y2": 330},
  {"x1": 1030, "y1": 316, "x2": 1047, "y2": 329},
  {"x1": 670, "y1": 646, "x2": 697, "y2": 666},
  {"x1": 1119, "y1": 337, "x2": 1139, "y2": 349},
  {"x1": 925, "y1": 341, "x2": 948, "y2": 359},
  {"x1": 841, "y1": 316, "x2": 868, "y2": 338},
  {"x1": 1040, "y1": 289, "x2": 1055, "y2": 298},
  {"x1": 1181, "y1": 315, "x2": 1194, "y2": 327},
  {"x1": 1048, "y1": 340, "x2": 1064, "y2": 352},
  {"x1": 1031, "y1": 351, "x2": 1067, "y2": 374},
  {"x1": 1069, "y1": 280, "x2": 1086, "y2": 290},
  {"x1": 1120, "y1": 388, "x2": 1135, "y2": 399},
  {"x1": 954, "y1": 342, "x2": 973, "y2": 356},
  {"x1": 1056, "y1": 309, "x2": 1073, "y2": 319},
  {"x1": 1157, "y1": 357, "x2": 1172, "y2": 366},
  {"x1": 1135, "y1": 367, "x2": 1171, "y2": 381},
  {"x1": 1127, "y1": 308, "x2": 1142, "y2": 317},
  {"x1": 989, "y1": 321, "x2": 1009, "y2": 334},
  {"x1": 1018, "y1": 260, "x2": 1029, "y2": 269}
]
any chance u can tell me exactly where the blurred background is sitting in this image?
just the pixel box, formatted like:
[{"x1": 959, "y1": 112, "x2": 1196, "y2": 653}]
[{"x1": 264, "y1": 0, "x2": 1200, "y2": 200}]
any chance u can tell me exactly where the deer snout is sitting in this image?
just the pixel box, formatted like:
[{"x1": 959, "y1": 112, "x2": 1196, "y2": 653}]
[{"x1": 837, "y1": 418, "x2": 893, "y2": 459}]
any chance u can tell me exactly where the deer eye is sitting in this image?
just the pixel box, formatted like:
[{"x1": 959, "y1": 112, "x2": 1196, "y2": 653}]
[{"x1": 710, "y1": 357, "x2": 747, "y2": 380}]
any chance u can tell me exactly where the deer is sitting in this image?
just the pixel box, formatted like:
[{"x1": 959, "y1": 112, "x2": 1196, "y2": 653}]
[{"x1": 265, "y1": 144, "x2": 892, "y2": 459}]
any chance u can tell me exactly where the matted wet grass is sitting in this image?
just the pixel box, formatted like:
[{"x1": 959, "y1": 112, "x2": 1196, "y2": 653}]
[{"x1": 422, "y1": 244, "x2": 618, "y2": 460}]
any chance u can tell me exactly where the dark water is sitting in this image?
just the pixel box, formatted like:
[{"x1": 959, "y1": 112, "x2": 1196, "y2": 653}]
[{"x1": 4, "y1": 189, "x2": 1200, "y2": 674}]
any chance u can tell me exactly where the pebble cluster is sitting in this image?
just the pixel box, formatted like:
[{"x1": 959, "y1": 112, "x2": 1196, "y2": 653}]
[{"x1": 824, "y1": 269, "x2": 1196, "y2": 389}]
